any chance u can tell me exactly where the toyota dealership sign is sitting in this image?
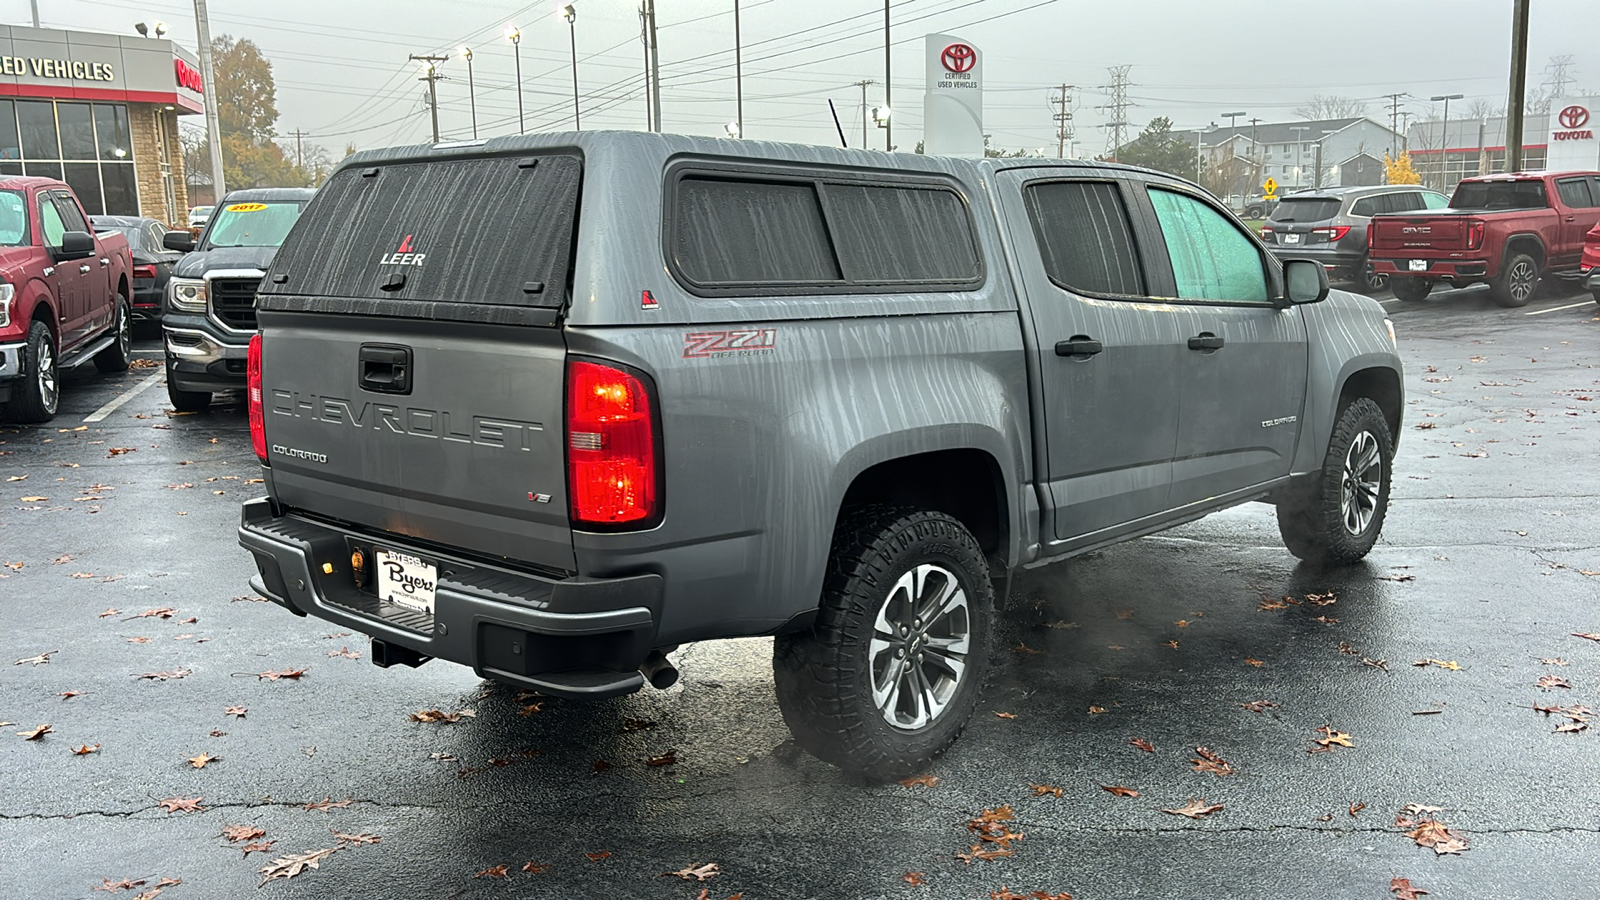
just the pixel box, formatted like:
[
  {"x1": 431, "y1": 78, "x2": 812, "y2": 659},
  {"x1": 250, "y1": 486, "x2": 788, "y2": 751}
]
[
  {"x1": 923, "y1": 33, "x2": 983, "y2": 157},
  {"x1": 1546, "y1": 97, "x2": 1600, "y2": 170}
]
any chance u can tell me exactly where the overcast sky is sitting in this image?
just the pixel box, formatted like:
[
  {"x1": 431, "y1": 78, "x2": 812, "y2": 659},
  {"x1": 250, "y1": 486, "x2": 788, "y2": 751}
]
[{"x1": 14, "y1": 0, "x2": 1598, "y2": 156}]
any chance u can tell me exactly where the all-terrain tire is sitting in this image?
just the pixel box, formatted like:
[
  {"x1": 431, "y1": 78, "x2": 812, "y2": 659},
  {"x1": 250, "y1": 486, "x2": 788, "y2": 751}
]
[
  {"x1": 1277, "y1": 398, "x2": 1394, "y2": 566},
  {"x1": 93, "y1": 296, "x2": 132, "y2": 373},
  {"x1": 165, "y1": 360, "x2": 212, "y2": 413},
  {"x1": 6, "y1": 320, "x2": 59, "y2": 423},
  {"x1": 772, "y1": 507, "x2": 993, "y2": 780},
  {"x1": 1490, "y1": 252, "x2": 1539, "y2": 308},
  {"x1": 1388, "y1": 275, "x2": 1432, "y2": 302}
]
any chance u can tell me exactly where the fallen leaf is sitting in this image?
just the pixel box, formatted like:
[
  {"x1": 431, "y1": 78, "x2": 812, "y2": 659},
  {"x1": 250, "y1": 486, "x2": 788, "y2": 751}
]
[
  {"x1": 1012, "y1": 642, "x2": 1042, "y2": 654},
  {"x1": 1244, "y1": 657, "x2": 1264, "y2": 667},
  {"x1": 995, "y1": 711, "x2": 1017, "y2": 719},
  {"x1": 1539, "y1": 657, "x2": 1569, "y2": 666},
  {"x1": 663, "y1": 862, "x2": 721, "y2": 881},
  {"x1": 72, "y1": 743, "x2": 100, "y2": 755},
  {"x1": 1100, "y1": 785, "x2": 1139, "y2": 798},
  {"x1": 19, "y1": 496, "x2": 47, "y2": 502},
  {"x1": 301, "y1": 797, "x2": 353, "y2": 812},
  {"x1": 332, "y1": 831, "x2": 380, "y2": 845},
  {"x1": 1162, "y1": 798, "x2": 1223, "y2": 819},
  {"x1": 1572, "y1": 633, "x2": 1600, "y2": 643},
  {"x1": 188, "y1": 752, "x2": 219, "y2": 769},
  {"x1": 1312, "y1": 615, "x2": 1339, "y2": 625},
  {"x1": 1087, "y1": 705, "x2": 1106, "y2": 715},
  {"x1": 257, "y1": 668, "x2": 308, "y2": 681},
  {"x1": 158, "y1": 796, "x2": 203, "y2": 813},
  {"x1": 1349, "y1": 801, "x2": 1367, "y2": 817},
  {"x1": 428, "y1": 751, "x2": 457, "y2": 761},
  {"x1": 126, "y1": 637, "x2": 150, "y2": 644},
  {"x1": 899, "y1": 774, "x2": 940, "y2": 788},
  {"x1": 967, "y1": 805, "x2": 1023, "y2": 849},
  {"x1": 17, "y1": 723, "x2": 52, "y2": 740},
  {"x1": 1390, "y1": 877, "x2": 1429, "y2": 900},
  {"x1": 590, "y1": 759, "x2": 612, "y2": 775},
  {"x1": 1129, "y1": 737, "x2": 1154, "y2": 753},
  {"x1": 127, "y1": 607, "x2": 176, "y2": 620},
  {"x1": 1164, "y1": 640, "x2": 1180, "y2": 649},
  {"x1": 107, "y1": 447, "x2": 136, "y2": 456},
  {"x1": 1403, "y1": 816, "x2": 1470, "y2": 855},
  {"x1": 990, "y1": 890, "x2": 1073, "y2": 900},
  {"x1": 326, "y1": 647, "x2": 360, "y2": 659},
  {"x1": 586, "y1": 851, "x2": 612, "y2": 861},
  {"x1": 225, "y1": 706, "x2": 247, "y2": 717},
  {"x1": 4, "y1": 475, "x2": 24, "y2": 482},
  {"x1": 1536, "y1": 675, "x2": 1572, "y2": 690},
  {"x1": 1190, "y1": 747, "x2": 1234, "y2": 775},
  {"x1": 93, "y1": 878, "x2": 146, "y2": 892},
  {"x1": 133, "y1": 669, "x2": 190, "y2": 681},
  {"x1": 1258, "y1": 596, "x2": 1300, "y2": 611},
  {"x1": 58, "y1": 690, "x2": 84, "y2": 700},
  {"x1": 96, "y1": 608, "x2": 118, "y2": 617},
  {"x1": 521, "y1": 861, "x2": 550, "y2": 874},
  {"x1": 14, "y1": 650, "x2": 56, "y2": 666},
  {"x1": 645, "y1": 749, "x2": 679, "y2": 766},
  {"x1": 1411, "y1": 658, "x2": 1461, "y2": 671},
  {"x1": 1311, "y1": 726, "x2": 1354, "y2": 751},
  {"x1": 261, "y1": 847, "x2": 341, "y2": 882},
  {"x1": 222, "y1": 825, "x2": 266, "y2": 843},
  {"x1": 1306, "y1": 592, "x2": 1337, "y2": 605},
  {"x1": 955, "y1": 844, "x2": 1014, "y2": 863},
  {"x1": 1241, "y1": 699, "x2": 1277, "y2": 713},
  {"x1": 1031, "y1": 783, "x2": 1064, "y2": 798},
  {"x1": 241, "y1": 840, "x2": 276, "y2": 856},
  {"x1": 903, "y1": 872, "x2": 927, "y2": 886}
]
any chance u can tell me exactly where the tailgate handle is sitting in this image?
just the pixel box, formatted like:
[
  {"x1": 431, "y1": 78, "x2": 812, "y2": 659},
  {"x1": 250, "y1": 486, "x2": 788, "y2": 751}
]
[
  {"x1": 1187, "y1": 333, "x2": 1225, "y2": 351},
  {"x1": 359, "y1": 344, "x2": 412, "y2": 395}
]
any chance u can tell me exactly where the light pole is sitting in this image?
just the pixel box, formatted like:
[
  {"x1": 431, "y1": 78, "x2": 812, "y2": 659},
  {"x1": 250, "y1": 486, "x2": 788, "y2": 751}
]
[
  {"x1": 883, "y1": 0, "x2": 891, "y2": 151},
  {"x1": 1222, "y1": 110, "x2": 1245, "y2": 130},
  {"x1": 1195, "y1": 124, "x2": 1216, "y2": 189},
  {"x1": 1289, "y1": 125, "x2": 1310, "y2": 188},
  {"x1": 1430, "y1": 93, "x2": 1463, "y2": 190},
  {"x1": 461, "y1": 47, "x2": 476, "y2": 139},
  {"x1": 507, "y1": 25, "x2": 524, "y2": 135},
  {"x1": 733, "y1": 0, "x2": 743, "y2": 138},
  {"x1": 193, "y1": 0, "x2": 226, "y2": 198},
  {"x1": 1314, "y1": 128, "x2": 1336, "y2": 188},
  {"x1": 561, "y1": 5, "x2": 580, "y2": 131}
]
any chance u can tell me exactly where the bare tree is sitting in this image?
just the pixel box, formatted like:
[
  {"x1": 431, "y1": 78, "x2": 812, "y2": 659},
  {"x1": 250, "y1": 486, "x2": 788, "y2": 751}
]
[
  {"x1": 1295, "y1": 95, "x2": 1368, "y2": 120},
  {"x1": 1462, "y1": 98, "x2": 1502, "y2": 121}
]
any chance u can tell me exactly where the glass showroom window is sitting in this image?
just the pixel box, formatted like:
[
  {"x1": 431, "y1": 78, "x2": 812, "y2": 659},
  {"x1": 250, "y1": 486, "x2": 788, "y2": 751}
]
[{"x1": 0, "y1": 99, "x2": 137, "y2": 215}]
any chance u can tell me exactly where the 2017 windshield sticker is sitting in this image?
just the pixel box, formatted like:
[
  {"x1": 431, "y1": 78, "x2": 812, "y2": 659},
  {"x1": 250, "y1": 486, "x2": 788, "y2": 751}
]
[
  {"x1": 683, "y1": 329, "x2": 777, "y2": 358},
  {"x1": 380, "y1": 234, "x2": 426, "y2": 267},
  {"x1": 226, "y1": 202, "x2": 268, "y2": 213}
]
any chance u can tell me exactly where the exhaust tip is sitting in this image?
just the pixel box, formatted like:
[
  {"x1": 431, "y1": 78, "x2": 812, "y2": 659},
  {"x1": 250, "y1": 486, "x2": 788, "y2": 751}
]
[{"x1": 639, "y1": 650, "x2": 678, "y2": 690}]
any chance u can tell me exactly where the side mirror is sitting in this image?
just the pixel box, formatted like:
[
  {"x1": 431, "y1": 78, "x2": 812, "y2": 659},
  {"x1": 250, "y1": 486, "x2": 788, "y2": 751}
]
[
  {"x1": 1284, "y1": 258, "x2": 1329, "y2": 304},
  {"x1": 163, "y1": 230, "x2": 196, "y2": 253},
  {"x1": 53, "y1": 230, "x2": 95, "y2": 261}
]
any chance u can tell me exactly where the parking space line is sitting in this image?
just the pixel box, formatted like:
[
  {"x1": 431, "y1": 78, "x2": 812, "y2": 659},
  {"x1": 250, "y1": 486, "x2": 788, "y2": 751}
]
[
  {"x1": 1524, "y1": 300, "x2": 1594, "y2": 316},
  {"x1": 83, "y1": 370, "x2": 164, "y2": 423}
]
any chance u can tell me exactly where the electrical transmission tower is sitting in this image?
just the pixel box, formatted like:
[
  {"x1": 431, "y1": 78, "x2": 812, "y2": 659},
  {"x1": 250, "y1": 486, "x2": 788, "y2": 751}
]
[
  {"x1": 1542, "y1": 54, "x2": 1576, "y2": 102},
  {"x1": 1050, "y1": 84, "x2": 1074, "y2": 158},
  {"x1": 1098, "y1": 65, "x2": 1132, "y2": 158}
]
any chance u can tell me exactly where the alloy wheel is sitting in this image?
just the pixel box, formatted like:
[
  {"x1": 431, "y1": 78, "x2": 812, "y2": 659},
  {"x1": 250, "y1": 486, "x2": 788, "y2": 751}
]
[
  {"x1": 116, "y1": 303, "x2": 130, "y2": 358},
  {"x1": 37, "y1": 336, "x2": 57, "y2": 413},
  {"x1": 1508, "y1": 260, "x2": 1536, "y2": 303},
  {"x1": 867, "y1": 563, "x2": 972, "y2": 731},
  {"x1": 1363, "y1": 263, "x2": 1388, "y2": 292},
  {"x1": 1340, "y1": 430, "x2": 1381, "y2": 536}
]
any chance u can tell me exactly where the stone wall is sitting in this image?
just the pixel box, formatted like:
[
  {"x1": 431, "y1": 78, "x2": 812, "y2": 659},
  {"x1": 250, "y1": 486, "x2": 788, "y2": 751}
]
[{"x1": 127, "y1": 104, "x2": 189, "y2": 226}]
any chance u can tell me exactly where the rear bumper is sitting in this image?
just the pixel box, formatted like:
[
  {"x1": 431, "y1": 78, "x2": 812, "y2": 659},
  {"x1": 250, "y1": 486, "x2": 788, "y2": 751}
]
[
  {"x1": 237, "y1": 497, "x2": 663, "y2": 699},
  {"x1": 1370, "y1": 257, "x2": 1491, "y2": 281}
]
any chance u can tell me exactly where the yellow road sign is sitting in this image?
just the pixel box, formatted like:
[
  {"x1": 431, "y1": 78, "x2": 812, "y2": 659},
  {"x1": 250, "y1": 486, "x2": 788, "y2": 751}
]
[
  {"x1": 1262, "y1": 177, "x2": 1278, "y2": 195},
  {"x1": 1262, "y1": 191, "x2": 1277, "y2": 202}
]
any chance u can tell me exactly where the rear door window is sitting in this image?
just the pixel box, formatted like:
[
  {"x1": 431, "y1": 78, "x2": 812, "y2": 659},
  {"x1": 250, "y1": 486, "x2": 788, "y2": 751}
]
[
  {"x1": 262, "y1": 155, "x2": 581, "y2": 312},
  {"x1": 1147, "y1": 187, "x2": 1270, "y2": 305},
  {"x1": 674, "y1": 178, "x2": 841, "y2": 285},
  {"x1": 1350, "y1": 196, "x2": 1379, "y2": 217},
  {"x1": 1024, "y1": 180, "x2": 1145, "y2": 297},
  {"x1": 1387, "y1": 192, "x2": 1424, "y2": 212}
]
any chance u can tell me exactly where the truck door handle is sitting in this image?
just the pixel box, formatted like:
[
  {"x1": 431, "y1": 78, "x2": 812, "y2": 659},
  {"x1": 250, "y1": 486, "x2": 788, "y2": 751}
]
[
  {"x1": 78, "y1": 264, "x2": 91, "y2": 273},
  {"x1": 1187, "y1": 333, "x2": 1225, "y2": 351},
  {"x1": 358, "y1": 344, "x2": 412, "y2": 395},
  {"x1": 99, "y1": 257, "x2": 109, "y2": 266},
  {"x1": 1566, "y1": 216, "x2": 1576, "y2": 222},
  {"x1": 1055, "y1": 336, "x2": 1103, "y2": 358}
]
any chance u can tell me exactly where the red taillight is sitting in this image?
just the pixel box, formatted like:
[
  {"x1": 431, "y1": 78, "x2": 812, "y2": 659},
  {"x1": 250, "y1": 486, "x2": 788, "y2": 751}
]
[
  {"x1": 1367, "y1": 226, "x2": 1376, "y2": 250},
  {"x1": 566, "y1": 360, "x2": 658, "y2": 526},
  {"x1": 132, "y1": 264, "x2": 158, "y2": 280},
  {"x1": 1466, "y1": 220, "x2": 1485, "y2": 250},
  {"x1": 1259, "y1": 226, "x2": 1274, "y2": 238},
  {"x1": 247, "y1": 334, "x2": 266, "y2": 462},
  {"x1": 1311, "y1": 225, "x2": 1351, "y2": 241}
]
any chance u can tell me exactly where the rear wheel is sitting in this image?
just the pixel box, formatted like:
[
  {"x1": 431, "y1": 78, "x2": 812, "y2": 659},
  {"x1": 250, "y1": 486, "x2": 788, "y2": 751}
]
[
  {"x1": 773, "y1": 508, "x2": 993, "y2": 780},
  {"x1": 1491, "y1": 252, "x2": 1539, "y2": 307},
  {"x1": 1388, "y1": 276, "x2": 1432, "y2": 302},
  {"x1": 1358, "y1": 256, "x2": 1388, "y2": 293},
  {"x1": 93, "y1": 296, "x2": 132, "y2": 374},
  {"x1": 164, "y1": 360, "x2": 212, "y2": 413},
  {"x1": 7, "y1": 320, "x2": 59, "y2": 423},
  {"x1": 1277, "y1": 398, "x2": 1393, "y2": 566}
]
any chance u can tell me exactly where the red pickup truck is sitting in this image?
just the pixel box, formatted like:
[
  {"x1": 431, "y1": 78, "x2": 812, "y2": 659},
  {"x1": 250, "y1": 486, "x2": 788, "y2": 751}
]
[
  {"x1": 1368, "y1": 170, "x2": 1600, "y2": 307},
  {"x1": 0, "y1": 177, "x2": 134, "y2": 423}
]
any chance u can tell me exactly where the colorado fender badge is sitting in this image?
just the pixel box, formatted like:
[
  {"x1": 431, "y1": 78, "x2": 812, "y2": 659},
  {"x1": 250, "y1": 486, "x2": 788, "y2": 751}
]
[{"x1": 641, "y1": 289, "x2": 659, "y2": 310}]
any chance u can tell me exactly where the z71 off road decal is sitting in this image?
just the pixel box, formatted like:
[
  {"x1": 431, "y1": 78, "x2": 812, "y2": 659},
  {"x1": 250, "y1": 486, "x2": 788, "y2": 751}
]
[{"x1": 682, "y1": 328, "x2": 777, "y2": 358}]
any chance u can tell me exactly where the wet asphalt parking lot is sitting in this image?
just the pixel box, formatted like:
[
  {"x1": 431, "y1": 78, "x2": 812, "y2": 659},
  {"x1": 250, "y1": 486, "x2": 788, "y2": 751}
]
[{"x1": 2, "y1": 284, "x2": 1598, "y2": 900}]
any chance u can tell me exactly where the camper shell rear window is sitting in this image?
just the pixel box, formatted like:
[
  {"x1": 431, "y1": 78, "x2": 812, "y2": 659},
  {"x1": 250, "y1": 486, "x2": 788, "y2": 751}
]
[
  {"x1": 667, "y1": 164, "x2": 984, "y2": 296},
  {"x1": 259, "y1": 154, "x2": 580, "y2": 324}
]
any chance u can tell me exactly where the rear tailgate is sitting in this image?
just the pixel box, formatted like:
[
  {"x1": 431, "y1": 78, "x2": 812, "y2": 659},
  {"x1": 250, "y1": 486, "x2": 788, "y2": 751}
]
[
  {"x1": 1369, "y1": 212, "x2": 1468, "y2": 253},
  {"x1": 255, "y1": 153, "x2": 582, "y2": 573}
]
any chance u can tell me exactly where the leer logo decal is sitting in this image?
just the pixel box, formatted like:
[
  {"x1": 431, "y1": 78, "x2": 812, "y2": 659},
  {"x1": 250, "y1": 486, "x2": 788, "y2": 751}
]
[
  {"x1": 683, "y1": 329, "x2": 777, "y2": 358},
  {"x1": 380, "y1": 234, "x2": 426, "y2": 267}
]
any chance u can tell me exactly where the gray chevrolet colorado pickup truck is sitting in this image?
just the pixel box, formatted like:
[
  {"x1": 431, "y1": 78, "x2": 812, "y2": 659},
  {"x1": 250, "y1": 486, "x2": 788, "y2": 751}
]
[{"x1": 237, "y1": 132, "x2": 1402, "y2": 778}]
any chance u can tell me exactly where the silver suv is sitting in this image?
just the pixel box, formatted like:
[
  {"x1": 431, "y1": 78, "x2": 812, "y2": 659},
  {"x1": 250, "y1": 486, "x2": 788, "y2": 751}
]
[{"x1": 1262, "y1": 185, "x2": 1449, "y2": 292}]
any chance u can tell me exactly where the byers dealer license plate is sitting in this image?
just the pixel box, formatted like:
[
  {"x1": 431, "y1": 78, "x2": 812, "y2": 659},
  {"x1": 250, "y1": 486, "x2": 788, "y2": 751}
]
[
  {"x1": 376, "y1": 549, "x2": 437, "y2": 615},
  {"x1": 1409, "y1": 260, "x2": 1428, "y2": 272}
]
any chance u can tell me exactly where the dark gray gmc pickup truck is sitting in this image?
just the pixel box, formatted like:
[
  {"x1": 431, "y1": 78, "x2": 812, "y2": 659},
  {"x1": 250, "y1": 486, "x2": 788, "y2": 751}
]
[{"x1": 237, "y1": 132, "x2": 1402, "y2": 778}]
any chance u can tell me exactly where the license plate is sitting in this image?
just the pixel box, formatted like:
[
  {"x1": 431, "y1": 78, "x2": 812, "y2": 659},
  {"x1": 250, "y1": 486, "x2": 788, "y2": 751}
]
[
  {"x1": 1283, "y1": 233, "x2": 1300, "y2": 244},
  {"x1": 375, "y1": 549, "x2": 436, "y2": 615},
  {"x1": 1409, "y1": 259, "x2": 1428, "y2": 272}
]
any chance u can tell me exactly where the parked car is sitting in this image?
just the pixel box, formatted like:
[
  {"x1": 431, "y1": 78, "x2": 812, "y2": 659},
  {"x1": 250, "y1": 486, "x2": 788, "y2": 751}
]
[
  {"x1": 0, "y1": 177, "x2": 133, "y2": 423},
  {"x1": 1239, "y1": 195, "x2": 1278, "y2": 219},
  {"x1": 90, "y1": 215, "x2": 181, "y2": 324},
  {"x1": 1262, "y1": 186, "x2": 1451, "y2": 293},
  {"x1": 1369, "y1": 171, "x2": 1600, "y2": 306},
  {"x1": 161, "y1": 188, "x2": 315, "y2": 412},
  {"x1": 1581, "y1": 222, "x2": 1600, "y2": 305},
  {"x1": 188, "y1": 205, "x2": 213, "y2": 231},
  {"x1": 237, "y1": 134, "x2": 1402, "y2": 779}
]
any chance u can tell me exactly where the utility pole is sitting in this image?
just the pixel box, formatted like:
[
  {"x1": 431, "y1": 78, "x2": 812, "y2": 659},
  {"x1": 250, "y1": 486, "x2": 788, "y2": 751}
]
[
  {"x1": 1385, "y1": 92, "x2": 1407, "y2": 158},
  {"x1": 193, "y1": 0, "x2": 226, "y2": 198},
  {"x1": 1098, "y1": 65, "x2": 1132, "y2": 158},
  {"x1": 855, "y1": 79, "x2": 876, "y2": 149},
  {"x1": 883, "y1": 0, "x2": 891, "y2": 151},
  {"x1": 289, "y1": 128, "x2": 307, "y2": 170},
  {"x1": 639, "y1": 4, "x2": 652, "y2": 131},
  {"x1": 29, "y1": 0, "x2": 39, "y2": 27},
  {"x1": 645, "y1": 0, "x2": 662, "y2": 132},
  {"x1": 1050, "y1": 85, "x2": 1074, "y2": 158},
  {"x1": 1250, "y1": 117, "x2": 1262, "y2": 191},
  {"x1": 410, "y1": 54, "x2": 449, "y2": 144},
  {"x1": 734, "y1": 0, "x2": 742, "y2": 138},
  {"x1": 1506, "y1": 0, "x2": 1531, "y2": 172}
]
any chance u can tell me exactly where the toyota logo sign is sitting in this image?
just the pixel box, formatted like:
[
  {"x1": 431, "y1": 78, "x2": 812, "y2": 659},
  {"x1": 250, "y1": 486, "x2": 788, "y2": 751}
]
[
  {"x1": 1559, "y1": 105, "x2": 1590, "y2": 129},
  {"x1": 941, "y1": 42, "x2": 976, "y2": 74}
]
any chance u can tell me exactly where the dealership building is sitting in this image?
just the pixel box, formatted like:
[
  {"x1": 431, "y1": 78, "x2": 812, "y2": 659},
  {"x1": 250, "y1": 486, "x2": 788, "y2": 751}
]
[{"x1": 0, "y1": 25, "x2": 202, "y2": 225}]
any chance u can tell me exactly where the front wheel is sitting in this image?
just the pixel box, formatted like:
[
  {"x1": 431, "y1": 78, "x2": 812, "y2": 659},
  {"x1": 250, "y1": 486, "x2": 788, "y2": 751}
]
[
  {"x1": 164, "y1": 361, "x2": 212, "y2": 413},
  {"x1": 1491, "y1": 252, "x2": 1539, "y2": 307},
  {"x1": 93, "y1": 296, "x2": 132, "y2": 374},
  {"x1": 1388, "y1": 275, "x2": 1432, "y2": 302},
  {"x1": 773, "y1": 508, "x2": 993, "y2": 780},
  {"x1": 5, "y1": 320, "x2": 59, "y2": 423},
  {"x1": 1277, "y1": 398, "x2": 1394, "y2": 566}
]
